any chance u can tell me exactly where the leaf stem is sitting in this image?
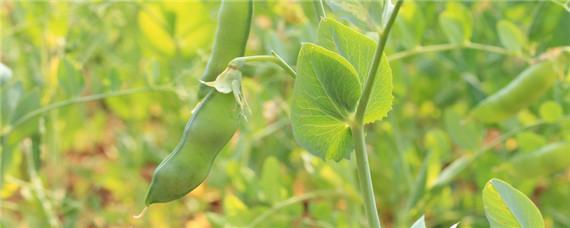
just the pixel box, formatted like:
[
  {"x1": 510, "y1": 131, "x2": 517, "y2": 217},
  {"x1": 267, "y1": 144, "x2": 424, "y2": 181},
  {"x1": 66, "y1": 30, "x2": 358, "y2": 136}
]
[
  {"x1": 388, "y1": 42, "x2": 531, "y2": 62},
  {"x1": 230, "y1": 54, "x2": 297, "y2": 79},
  {"x1": 2, "y1": 86, "x2": 178, "y2": 137},
  {"x1": 246, "y1": 189, "x2": 345, "y2": 228},
  {"x1": 351, "y1": 1, "x2": 403, "y2": 227},
  {"x1": 314, "y1": 0, "x2": 327, "y2": 19}
]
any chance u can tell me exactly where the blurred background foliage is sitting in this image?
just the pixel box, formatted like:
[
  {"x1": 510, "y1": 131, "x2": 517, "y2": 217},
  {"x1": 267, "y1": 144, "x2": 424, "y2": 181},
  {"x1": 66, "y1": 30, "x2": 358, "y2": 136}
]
[{"x1": 1, "y1": 1, "x2": 569, "y2": 227}]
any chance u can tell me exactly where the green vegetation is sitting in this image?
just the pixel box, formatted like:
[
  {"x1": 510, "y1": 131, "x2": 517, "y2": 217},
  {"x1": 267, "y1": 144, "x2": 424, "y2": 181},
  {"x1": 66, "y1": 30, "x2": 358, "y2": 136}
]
[{"x1": 1, "y1": 1, "x2": 569, "y2": 227}]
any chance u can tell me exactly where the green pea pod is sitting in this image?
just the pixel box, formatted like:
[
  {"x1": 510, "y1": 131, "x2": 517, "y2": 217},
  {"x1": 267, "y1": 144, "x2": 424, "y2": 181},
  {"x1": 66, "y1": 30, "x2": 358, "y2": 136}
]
[
  {"x1": 197, "y1": 0, "x2": 253, "y2": 99},
  {"x1": 144, "y1": 91, "x2": 240, "y2": 206},
  {"x1": 507, "y1": 141, "x2": 570, "y2": 177},
  {"x1": 470, "y1": 58, "x2": 562, "y2": 123}
]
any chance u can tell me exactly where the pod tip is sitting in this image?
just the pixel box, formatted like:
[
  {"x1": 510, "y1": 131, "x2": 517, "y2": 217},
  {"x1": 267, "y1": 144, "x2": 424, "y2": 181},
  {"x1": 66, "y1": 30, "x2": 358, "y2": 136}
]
[{"x1": 133, "y1": 207, "x2": 148, "y2": 219}]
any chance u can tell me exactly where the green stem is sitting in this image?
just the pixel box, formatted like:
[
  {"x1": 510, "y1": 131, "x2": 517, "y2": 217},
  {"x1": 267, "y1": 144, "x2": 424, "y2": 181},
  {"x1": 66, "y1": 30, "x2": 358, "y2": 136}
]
[
  {"x1": 354, "y1": 0, "x2": 403, "y2": 124},
  {"x1": 388, "y1": 42, "x2": 531, "y2": 62},
  {"x1": 350, "y1": 1, "x2": 403, "y2": 227},
  {"x1": 351, "y1": 125, "x2": 381, "y2": 228},
  {"x1": 2, "y1": 86, "x2": 178, "y2": 137},
  {"x1": 230, "y1": 54, "x2": 297, "y2": 79},
  {"x1": 314, "y1": 0, "x2": 327, "y2": 19}
]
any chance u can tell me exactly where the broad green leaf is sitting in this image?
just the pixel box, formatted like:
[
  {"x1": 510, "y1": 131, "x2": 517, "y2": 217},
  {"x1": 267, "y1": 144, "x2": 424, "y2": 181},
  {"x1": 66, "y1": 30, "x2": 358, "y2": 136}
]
[
  {"x1": 138, "y1": 2, "x2": 213, "y2": 57},
  {"x1": 444, "y1": 109, "x2": 482, "y2": 151},
  {"x1": 291, "y1": 43, "x2": 361, "y2": 161},
  {"x1": 483, "y1": 178, "x2": 544, "y2": 228},
  {"x1": 539, "y1": 100, "x2": 563, "y2": 123},
  {"x1": 8, "y1": 89, "x2": 40, "y2": 146},
  {"x1": 325, "y1": 0, "x2": 383, "y2": 31},
  {"x1": 497, "y1": 20, "x2": 527, "y2": 53},
  {"x1": 411, "y1": 215, "x2": 426, "y2": 228},
  {"x1": 439, "y1": 2, "x2": 472, "y2": 45},
  {"x1": 508, "y1": 142, "x2": 570, "y2": 177},
  {"x1": 57, "y1": 58, "x2": 84, "y2": 97},
  {"x1": 316, "y1": 18, "x2": 393, "y2": 124}
]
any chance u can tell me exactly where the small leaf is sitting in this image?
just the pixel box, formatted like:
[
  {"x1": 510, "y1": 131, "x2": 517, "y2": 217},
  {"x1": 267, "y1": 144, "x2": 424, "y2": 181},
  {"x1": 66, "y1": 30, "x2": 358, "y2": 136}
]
[
  {"x1": 57, "y1": 58, "x2": 84, "y2": 97},
  {"x1": 539, "y1": 100, "x2": 563, "y2": 123},
  {"x1": 444, "y1": 109, "x2": 482, "y2": 151},
  {"x1": 291, "y1": 43, "x2": 361, "y2": 161},
  {"x1": 325, "y1": 0, "x2": 383, "y2": 31},
  {"x1": 411, "y1": 215, "x2": 426, "y2": 228},
  {"x1": 516, "y1": 131, "x2": 547, "y2": 153},
  {"x1": 439, "y1": 2, "x2": 472, "y2": 45},
  {"x1": 261, "y1": 157, "x2": 283, "y2": 203},
  {"x1": 483, "y1": 178, "x2": 544, "y2": 228},
  {"x1": 497, "y1": 20, "x2": 527, "y2": 53},
  {"x1": 316, "y1": 18, "x2": 393, "y2": 124}
]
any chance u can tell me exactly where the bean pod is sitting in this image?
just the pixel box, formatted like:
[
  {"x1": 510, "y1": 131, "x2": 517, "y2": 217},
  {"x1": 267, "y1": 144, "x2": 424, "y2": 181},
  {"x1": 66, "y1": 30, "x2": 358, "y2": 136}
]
[
  {"x1": 507, "y1": 141, "x2": 570, "y2": 178},
  {"x1": 470, "y1": 58, "x2": 563, "y2": 123},
  {"x1": 198, "y1": 0, "x2": 253, "y2": 99},
  {"x1": 144, "y1": 91, "x2": 240, "y2": 205}
]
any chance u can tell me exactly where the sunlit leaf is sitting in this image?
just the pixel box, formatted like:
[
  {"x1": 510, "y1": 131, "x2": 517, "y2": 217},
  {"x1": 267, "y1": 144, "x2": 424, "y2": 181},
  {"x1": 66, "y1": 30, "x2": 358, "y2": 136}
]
[
  {"x1": 291, "y1": 43, "x2": 361, "y2": 161},
  {"x1": 483, "y1": 178, "x2": 544, "y2": 228},
  {"x1": 497, "y1": 20, "x2": 527, "y2": 53},
  {"x1": 411, "y1": 215, "x2": 426, "y2": 228},
  {"x1": 316, "y1": 18, "x2": 393, "y2": 124},
  {"x1": 325, "y1": 0, "x2": 383, "y2": 31}
]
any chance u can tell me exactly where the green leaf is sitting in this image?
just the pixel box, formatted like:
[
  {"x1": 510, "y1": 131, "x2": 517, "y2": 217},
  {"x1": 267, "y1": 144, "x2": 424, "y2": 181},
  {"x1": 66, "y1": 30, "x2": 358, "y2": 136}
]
[
  {"x1": 324, "y1": 0, "x2": 383, "y2": 31},
  {"x1": 411, "y1": 215, "x2": 426, "y2": 228},
  {"x1": 394, "y1": 1, "x2": 425, "y2": 49},
  {"x1": 291, "y1": 43, "x2": 361, "y2": 161},
  {"x1": 316, "y1": 18, "x2": 393, "y2": 124},
  {"x1": 539, "y1": 100, "x2": 563, "y2": 123},
  {"x1": 516, "y1": 131, "x2": 547, "y2": 153},
  {"x1": 497, "y1": 20, "x2": 527, "y2": 53},
  {"x1": 57, "y1": 58, "x2": 84, "y2": 97},
  {"x1": 1, "y1": 81, "x2": 23, "y2": 127},
  {"x1": 483, "y1": 178, "x2": 544, "y2": 228},
  {"x1": 444, "y1": 109, "x2": 482, "y2": 151},
  {"x1": 439, "y1": 2, "x2": 472, "y2": 45},
  {"x1": 261, "y1": 157, "x2": 283, "y2": 203}
]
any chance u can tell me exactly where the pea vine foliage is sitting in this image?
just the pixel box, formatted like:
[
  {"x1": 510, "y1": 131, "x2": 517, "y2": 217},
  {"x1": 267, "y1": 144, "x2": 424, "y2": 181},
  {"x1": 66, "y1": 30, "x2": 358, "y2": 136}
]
[{"x1": 291, "y1": 18, "x2": 393, "y2": 161}]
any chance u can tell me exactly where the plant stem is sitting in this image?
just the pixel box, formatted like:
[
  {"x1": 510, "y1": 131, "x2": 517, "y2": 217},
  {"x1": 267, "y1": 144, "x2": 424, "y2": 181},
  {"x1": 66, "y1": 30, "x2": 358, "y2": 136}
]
[
  {"x1": 350, "y1": 125, "x2": 381, "y2": 228},
  {"x1": 350, "y1": 1, "x2": 403, "y2": 227},
  {"x1": 246, "y1": 189, "x2": 345, "y2": 228},
  {"x1": 314, "y1": 0, "x2": 327, "y2": 19},
  {"x1": 355, "y1": 0, "x2": 403, "y2": 124},
  {"x1": 2, "y1": 86, "x2": 178, "y2": 137},
  {"x1": 388, "y1": 42, "x2": 531, "y2": 62},
  {"x1": 231, "y1": 54, "x2": 297, "y2": 79}
]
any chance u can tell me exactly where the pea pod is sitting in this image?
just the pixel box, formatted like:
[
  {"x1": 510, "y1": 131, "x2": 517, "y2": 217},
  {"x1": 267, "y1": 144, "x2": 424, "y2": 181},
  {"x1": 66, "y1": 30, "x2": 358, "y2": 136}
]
[
  {"x1": 470, "y1": 58, "x2": 563, "y2": 123},
  {"x1": 197, "y1": 0, "x2": 253, "y2": 99},
  {"x1": 507, "y1": 141, "x2": 570, "y2": 177},
  {"x1": 144, "y1": 91, "x2": 240, "y2": 206}
]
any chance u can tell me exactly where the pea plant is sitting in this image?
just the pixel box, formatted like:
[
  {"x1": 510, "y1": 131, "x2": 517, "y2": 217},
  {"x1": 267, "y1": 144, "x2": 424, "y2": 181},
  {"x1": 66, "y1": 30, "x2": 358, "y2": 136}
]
[
  {"x1": 1, "y1": 0, "x2": 569, "y2": 227},
  {"x1": 132, "y1": 0, "x2": 569, "y2": 227}
]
